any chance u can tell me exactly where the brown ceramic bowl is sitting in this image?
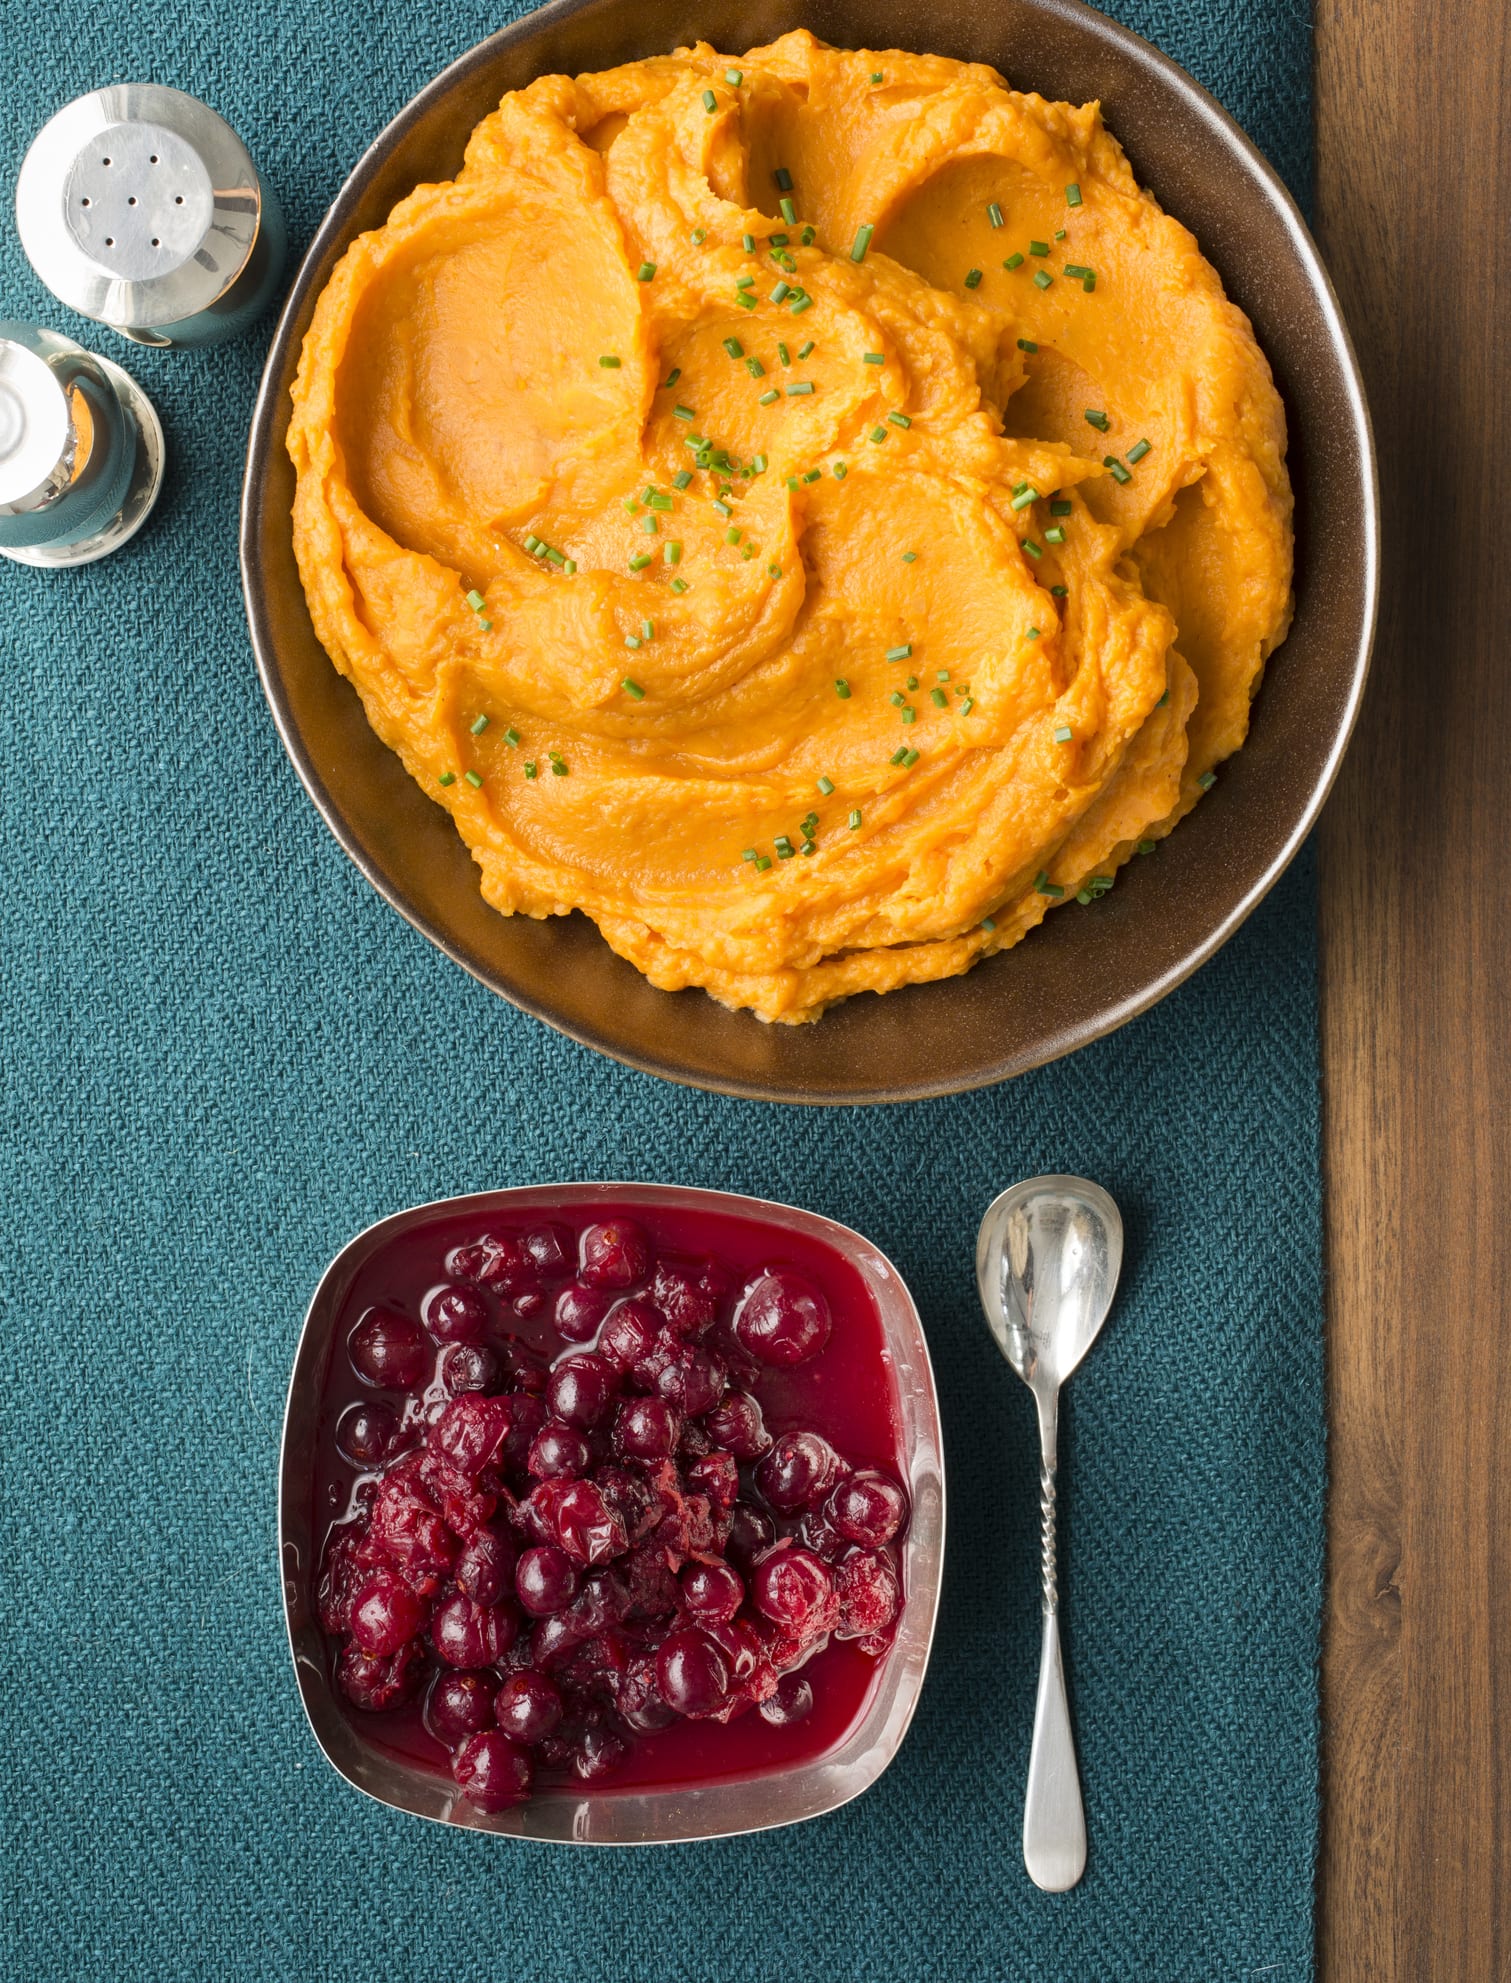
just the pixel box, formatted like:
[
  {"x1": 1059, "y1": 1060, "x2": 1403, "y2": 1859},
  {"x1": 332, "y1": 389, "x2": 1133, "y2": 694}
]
[{"x1": 240, "y1": 0, "x2": 1376, "y2": 1104}]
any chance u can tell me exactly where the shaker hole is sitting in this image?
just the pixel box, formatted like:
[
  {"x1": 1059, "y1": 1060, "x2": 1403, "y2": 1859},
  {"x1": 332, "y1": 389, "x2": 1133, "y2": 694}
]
[
  {"x1": 102, "y1": 156, "x2": 111, "y2": 166},
  {"x1": 105, "y1": 237, "x2": 114, "y2": 247},
  {"x1": 80, "y1": 197, "x2": 91, "y2": 207},
  {"x1": 149, "y1": 153, "x2": 159, "y2": 164},
  {"x1": 174, "y1": 196, "x2": 184, "y2": 206},
  {"x1": 127, "y1": 196, "x2": 137, "y2": 207},
  {"x1": 151, "y1": 237, "x2": 160, "y2": 248}
]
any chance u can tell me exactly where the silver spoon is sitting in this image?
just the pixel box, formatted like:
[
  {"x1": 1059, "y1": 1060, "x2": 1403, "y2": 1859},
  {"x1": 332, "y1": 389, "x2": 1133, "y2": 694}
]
[{"x1": 976, "y1": 1175, "x2": 1123, "y2": 1893}]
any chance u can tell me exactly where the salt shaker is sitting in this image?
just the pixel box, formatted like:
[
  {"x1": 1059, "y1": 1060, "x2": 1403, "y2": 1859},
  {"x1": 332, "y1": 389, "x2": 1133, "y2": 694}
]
[
  {"x1": 0, "y1": 323, "x2": 165, "y2": 566},
  {"x1": 15, "y1": 83, "x2": 285, "y2": 348}
]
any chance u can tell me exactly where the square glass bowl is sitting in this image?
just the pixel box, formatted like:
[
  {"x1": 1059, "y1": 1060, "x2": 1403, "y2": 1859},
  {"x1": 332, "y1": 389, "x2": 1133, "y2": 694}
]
[{"x1": 278, "y1": 1182, "x2": 946, "y2": 1842}]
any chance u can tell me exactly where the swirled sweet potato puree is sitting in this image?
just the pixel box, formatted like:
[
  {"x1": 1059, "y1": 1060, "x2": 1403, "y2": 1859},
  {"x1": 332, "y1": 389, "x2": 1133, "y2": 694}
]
[{"x1": 288, "y1": 33, "x2": 1292, "y2": 1022}]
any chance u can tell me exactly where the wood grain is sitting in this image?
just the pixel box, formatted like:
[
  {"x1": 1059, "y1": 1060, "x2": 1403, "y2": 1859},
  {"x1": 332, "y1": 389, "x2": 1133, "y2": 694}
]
[{"x1": 1315, "y1": 0, "x2": 1511, "y2": 1974}]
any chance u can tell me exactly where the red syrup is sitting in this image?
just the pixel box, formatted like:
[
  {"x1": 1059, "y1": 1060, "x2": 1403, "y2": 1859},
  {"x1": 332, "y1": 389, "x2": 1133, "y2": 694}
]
[{"x1": 309, "y1": 1200, "x2": 909, "y2": 1810}]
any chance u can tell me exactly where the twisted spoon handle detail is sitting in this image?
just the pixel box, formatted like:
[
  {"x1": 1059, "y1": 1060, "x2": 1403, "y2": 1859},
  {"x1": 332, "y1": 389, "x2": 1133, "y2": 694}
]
[
  {"x1": 1039, "y1": 1460, "x2": 1058, "y2": 1612},
  {"x1": 1023, "y1": 1456, "x2": 1087, "y2": 1891}
]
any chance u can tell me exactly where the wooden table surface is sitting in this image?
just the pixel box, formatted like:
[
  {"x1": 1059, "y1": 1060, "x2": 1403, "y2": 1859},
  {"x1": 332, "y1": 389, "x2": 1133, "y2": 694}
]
[{"x1": 1314, "y1": 0, "x2": 1510, "y2": 1973}]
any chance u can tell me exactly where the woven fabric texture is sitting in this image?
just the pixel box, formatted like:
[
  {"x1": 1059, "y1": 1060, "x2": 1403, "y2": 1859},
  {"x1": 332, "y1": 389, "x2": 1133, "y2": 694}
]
[{"x1": 0, "y1": 3, "x2": 1320, "y2": 1978}]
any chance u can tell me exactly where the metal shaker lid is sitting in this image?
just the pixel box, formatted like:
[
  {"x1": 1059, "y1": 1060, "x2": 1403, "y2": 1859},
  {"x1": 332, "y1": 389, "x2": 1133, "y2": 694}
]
[
  {"x1": 16, "y1": 84, "x2": 264, "y2": 335},
  {"x1": 0, "y1": 338, "x2": 72, "y2": 510}
]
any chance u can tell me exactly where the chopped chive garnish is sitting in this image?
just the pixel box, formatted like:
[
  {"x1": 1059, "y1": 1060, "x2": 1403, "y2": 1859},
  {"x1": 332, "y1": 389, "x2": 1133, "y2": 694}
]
[
  {"x1": 723, "y1": 336, "x2": 744, "y2": 358},
  {"x1": 960, "y1": 696, "x2": 975, "y2": 714},
  {"x1": 1127, "y1": 439, "x2": 1152, "y2": 463},
  {"x1": 1138, "y1": 838, "x2": 1157, "y2": 855},
  {"x1": 691, "y1": 229, "x2": 706, "y2": 246},
  {"x1": 524, "y1": 761, "x2": 538, "y2": 779},
  {"x1": 736, "y1": 273, "x2": 755, "y2": 289},
  {"x1": 1051, "y1": 584, "x2": 1068, "y2": 598},
  {"x1": 438, "y1": 770, "x2": 456, "y2": 786},
  {"x1": 832, "y1": 461, "x2": 847, "y2": 479},
  {"x1": 702, "y1": 88, "x2": 717, "y2": 112},
  {"x1": 1054, "y1": 229, "x2": 1067, "y2": 242},
  {"x1": 1022, "y1": 539, "x2": 1043, "y2": 559},
  {"x1": 524, "y1": 535, "x2": 541, "y2": 553},
  {"x1": 673, "y1": 404, "x2": 696, "y2": 421},
  {"x1": 642, "y1": 619, "x2": 655, "y2": 640},
  {"x1": 622, "y1": 678, "x2": 645, "y2": 699},
  {"x1": 629, "y1": 553, "x2": 652, "y2": 570},
  {"x1": 797, "y1": 340, "x2": 815, "y2": 359},
  {"x1": 890, "y1": 747, "x2": 908, "y2": 765},
  {"x1": 801, "y1": 224, "x2": 815, "y2": 245},
  {"x1": 775, "y1": 836, "x2": 794, "y2": 859},
  {"x1": 466, "y1": 589, "x2": 485, "y2": 610},
  {"x1": 563, "y1": 562, "x2": 576, "y2": 576},
  {"x1": 774, "y1": 167, "x2": 794, "y2": 192},
  {"x1": 624, "y1": 634, "x2": 641, "y2": 649},
  {"x1": 464, "y1": 769, "x2": 483, "y2": 788},
  {"x1": 742, "y1": 544, "x2": 755, "y2": 559},
  {"x1": 863, "y1": 351, "x2": 885, "y2": 365},
  {"x1": 1017, "y1": 338, "x2": 1038, "y2": 353},
  {"x1": 888, "y1": 411, "x2": 911, "y2": 427},
  {"x1": 671, "y1": 474, "x2": 693, "y2": 496},
  {"x1": 725, "y1": 527, "x2": 742, "y2": 544},
  {"x1": 803, "y1": 467, "x2": 821, "y2": 483},
  {"x1": 1199, "y1": 770, "x2": 1217, "y2": 790},
  {"x1": 1046, "y1": 525, "x2": 1066, "y2": 545},
  {"x1": 1004, "y1": 252, "x2": 1024, "y2": 269},
  {"x1": 870, "y1": 70, "x2": 884, "y2": 84},
  {"x1": 598, "y1": 355, "x2": 621, "y2": 368},
  {"x1": 726, "y1": 67, "x2": 743, "y2": 84},
  {"x1": 759, "y1": 388, "x2": 780, "y2": 405},
  {"x1": 906, "y1": 676, "x2": 918, "y2": 689},
  {"x1": 671, "y1": 577, "x2": 689, "y2": 593},
  {"x1": 504, "y1": 727, "x2": 520, "y2": 748},
  {"x1": 788, "y1": 381, "x2": 814, "y2": 395},
  {"x1": 1050, "y1": 498, "x2": 1073, "y2": 516},
  {"x1": 789, "y1": 294, "x2": 813, "y2": 315},
  {"x1": 735, "y1": 291, "x2": 756, "y2": 309},
  {"x1": 742, "y1": 847, "x2": 757, "y2": 862},
  {"x1": 1033, "y1": 270, "x2": 1053, "y2": 290},
  {"x1": 1063, "y1": 264, "x2": 1094, "y2": 280},
  {"x1": 752, "y1": 853, "x2": 771, "y2": 871},
  {"x1": 988, "y1": 202, "x2": 1004, "y2": 228},
  {"x1": 746, "y1": 358, "x2": 766, "y2": 379},
  {"x1": 817, "y1": 775, "x2": 835, "y2": 795},
  {"x1": 886, "y1": 643, "x2": 912, "y2": 661},
  {"x1": 903, "y1": 551, "x2": 917, "y2": 563},
  {"x1": 1035, "y1": 871, "x2": 1064, "y2": 898},
  {"x1": 982, "y1": 917, "x2": 997, "y2": 934},
  {"x1": 786, "y1": 476, "x2": 799, "y2": 491},
  {"x1": 1027, "y1": 627, "x2": 1041, "y2": 640},
  {"x1": 769, "y1": 281, "x2": 790, "y2": 304},
  {"x1": 663, "y1": 368, "x2": 681, "y2": 387},
  {"x1": 1010, "y1": 485, "x2": 1040, "y2": 511},
  {"x1": 1085, "y1": 408, "x2": 1110, "y2": 431},
  {"x1": 931, "y1": 687, "x2": 948, "y2": 707},
  {"x1": 835, "y1": 678, "x2": 851, "y2": 698},
  {"x1": 712, "y1": 499, "x2": 732, "y2": 518},
  {"x1": 779, "y1": 197, "x2": 797, "y2": 225},
  {"x1": 937, "y1": 669, "x2": 949, "y2": 680},
  {"x1": 870, "y1": 426, "x2": 887, "y2": 444},
  {"x1": 1104, "y1": 456, "x2": 1132, "y2": 484},
  {"x1": 1157, "y1": 689, "x2": 1170, "y2": 706},
  {"x1": 769, "y1": 563, "x2": 782, "y2": 577},
  {"x1": 637, "y1": 262, "x2": 656, "y2": 282},
  {"x1": 770, "y1": 233, "x2": 790, "y2": 248},
  {"x1": 470, "y1": 713, "x2": 490, "y2": 735},
  {"x1": 1066, "y1": 183, "x2": 1082, "y2": 207},
  {"x1": 848, "y1": 809, "x2": 862, "y2": 829},
  {"x1": 743, "y1": 233, "x2": 756, "y2": 254},
  {"x1": 889, "y1": 690, "x2": 905, "y2": 707},
  {"x1": 964, "y1": 268, "x2": 983, "y2": 289},
  {"x1": 902, "y1": 749, "x2": 919, "y2": 767},
  {"x1": 851, "y1": 223, "x2": 874, "y2": 263},
  {"x1": 778, "y1": 341, "x2": 791, "y2": 365},
  {"x1": 641, "y1": 515, "x2": 658, "y2": 534},
  {"x1": 1030, "y1": 240, "x2": 1049, "y2": 257},
  {"x1": 1083, "y1": 274, "x2": 1097, "y2": 292},
  {"x1": 1054, "y1": 724, "x2": 1073, "y2": 742}
]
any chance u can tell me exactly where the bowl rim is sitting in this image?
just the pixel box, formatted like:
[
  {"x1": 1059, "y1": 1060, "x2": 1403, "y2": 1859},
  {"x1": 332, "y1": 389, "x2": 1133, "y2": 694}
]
[
  {"x1": 277, "y1": 1180, "x2": 947, "y2": 1843},
  {"x1": 241, "y1": 0, "x2": 1378, "y2": 1104}
]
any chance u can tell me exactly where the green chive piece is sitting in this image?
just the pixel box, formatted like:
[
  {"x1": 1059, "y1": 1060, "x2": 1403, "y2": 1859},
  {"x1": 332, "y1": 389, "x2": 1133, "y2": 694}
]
[
  {"x1": 1035, "y1": 871, "x2": 1064, "y2": 898},
  {"x1": 788, "y1": 381, "x2": 814, "y2": 395},
  {"x1": 931, "y1": 687, "x2": 948, "y2": 707},
  {"x1": 624, "y1": 634, "x2": 641, "y2": 650},
  {"x1": 1010, "y1": 486, "x2": 1040, "y2": 511},
  {"x1": 736, "y1": 292, "x2": 757, "y2": 309},
  {"x1": 906, "y1": 675, "x2": 919, "y2": 690},
  {"x1": 641, "y1": 619, "x2": 655, "y2": 640},
  {"x1": 964, "y1": 268, "x2": 983, "y2": 289},
  {"x1": 888, "y1": 411, "x2": 911, "y2": 428},
  {"x1": 742, "y1": 233, "x2": 756, "y2": 254},
  {"x1": 598, "y1": 355, "x2": 621, "y2": 368},
  {"x1": 1033, "y1": 270, "x2": 1053, "y2": 290},
  {"x1": 524, "y1": 761, "x2": 538, "y2": 779},
  {"x1": 789, "y1": 294, "x2": 814, "y2": 315},
  {"x1": 889, "y1": 690, "x2": 905, "y2": 707},
  {"x1": 1199, "y1": 770, "x2": 1217, "y2": 790},
  {"x1": 801, "y1": 224, "x2": 816, "y2": 245},
  {"x1": 835, "y1": 679, "x2": 851, "y2": 698},
  {"x1": 786, "y1": 476, "x2": 799, "y2": 492},
  {"x1": 774, "y1": 167, "x2": 794, "y2": 192},
  {"x1": 890, "y1": 747, "x2": 908, "y2": 765},
  {"x1": 712, "y1": 499, "x2": 732, "y2": 518},
  {"x1": 960, "y1": 696, "x2": 975, "y2": 714},
  {"x1": 902, "y1": 749, "x2": 919, "y2": 767},
  {"x1": 742, "y1": 544, "x2": 755, "y2": 559},
  {"x1": 1017, "y1": 338, "x2": 1038, "y2": 353},
  {"x1": 736, "y1": 274, "x2": 755, "y2": 290},
  {"x1": 746, "y1": 358, "x2": 766, "y2": 379},
  {"x1": 754, "y1": 854, "x2": 772, "y2": 871},
  {"x1": 673, "y1": 471, "x2": 694, "y2": 492},
  {"x1": 1085, "y1": 408, "x2": 1110, "y2": 431},
  {"x1": 622, "y1": 678, "x2": 645, "y2": 699},
  {"x1": 770, "y1": 233, "x2": 790, "y2": 248},
  {"x1": 1046, "y1": 525, "x2": 1066, "y2": 545},
  {"x1": 903, "y1": 551, "x2": 917, "y2": 563},
  {"x1": 671, "y1": 577, "x2": 689, "y2": 593},
  {"x1": 629, "y1": 553, "x2": 652, "y2": 571},
  {"x1": 438, "y1": 770, "x2": 456, "y2": 786},
  {"x1": 1128, "y1": 439, "x2": 1152, "y2": 463},
  {"x1": 832, "y1": 461, "x2": 847, "y2": 479},
  {"x1": 726, "y1": 67, "x2": 743, "y2": 85},
  {"x1": 665, "y1": 541, "x2": 682, "y2": 566},
  {"x1": 637, "y1": 262, "x2": 656, "y2": 282},
  {"x1": 1157, "y1": 689, "x2": 1170, "y2": 706},
  {"x1": 504, "y1": 727, "x2": 520, "y2": 748},
  {"x1": 1066, "y1": 183, "x2": 1082, "y2": 207},
  {"x1": 863, "y1": 351, "x2": 885, "y2": 366},
  {"x1": 1055, "y1": 229, "x2": 1067, "y2": 242},
  {"x1": 851, "y1": 223, "x2": 874, "y2": 263},
  {"x1": 870, "y1": 70, "x2": 884, "y2": 84},
  {"x1": 936, "y1": 669, "x2": 949, "y2": 681},
  {"x1": 673, "y1": 404, "x2": 696, "y2": 421},
  {"x1": 1027, "y1": 627, "x2": 1040, "y2": 640},
  {"x1": 1023, "y1": 540, "x2": 1043, "y2": 559},
  {"x1": 779, "y1": 196, "x2": 797, "y2": 225},
  {"x1": 1030, "y1": 239, "x2": 1050, "y2": 257},
  {"x1": 803, "y1": 468, "x2": 821, "y2": 483},
  {"x1": 725, "y1": 527, "x2": 741, "y2": 544},
  {"x1": 1050, "y1": 498, "x2": 1073, "y2": 516},
  {"x1": 1063, "y1": 263, "x2": 1094, "y2": 280},
  {"x1": 988, "y1": 202, "x2": 1004, "y2": 228},
  {"x1": 817, "y1": 775, "x2": 835, "y2": 796},
  {"x1": 464, "y1": 769, "x2": 483, "y2": 788},
  {"x1": 690, "y1": 228, "x2": 706, "y2": 246},
  {"x1": 702, "y1": 88, "x2": 717, "y2": 112},
  {"x1": 741, "y1": 848, "x2": 757, "y2": 862},
  {"x1": 1004, "y1": 252, "x2": 1024, "y2": 269},
  {"x1": 1054, "y1": 724, "x2": 1073, "y2": 742},
  {"x1": 770, "y1": 281, "x2": 791, "y2": 303},
  {"x1": 775, "y1": 836, "x2": 794, "y2": 858},
  {"x1": 1083, "y1": 274, "x2": 1097, "y2": 293},
  {"x1": 663, "y1": 368, "x2": 681, "y2": 387},
  {"x1": 563, "y1": 562, "x2": 576, "y2": 576},
  {"x1": 465, "y1": 589, "x2": 485, "y2": 610},
  {"x1": 1051, "y1": 584, "x2": 1068, "y2": 598},
  {"x1": 870, "y1": 426, "x2": 887, "y2": 444},
  {"x1": 1104, "y1": 456, "x2": 1132, "y2": 485},
  {"x1": 524, "y1": 535, "x2": 541, "y2": 553},
  {"x1": 777, "y1": 342, "x2": 791, "y2": 365},
  {"x1": 1138, "y1": 839, "x2": 1157, "y2": 855},
  {"x1": 723, "y1": 336, "x2": 744, "y2": 359},
  {"x1": 769, "y1": 563, "x2": 782, "y2": 577},
  {"x1": 470, "y1": 713, "x2": 490, "y2": 735},
  {"x1": 886, "y1": 644, "x2": 912, "y2": 661},
  {"x1": 848, "y1": 809, "x2": 862, "y2": 830},
  {"x1": 981, "y1": 917, "x2": 997, "y2": 934},
  {"x1": 797, "y1": 340, "x2": 815, "y2": 359},
  {"x1": 641, "y1": 515, "x2": 658, "y2": 534},
  {"x1": 759, "y1": 388, "x2": 780, "y2": 405}
]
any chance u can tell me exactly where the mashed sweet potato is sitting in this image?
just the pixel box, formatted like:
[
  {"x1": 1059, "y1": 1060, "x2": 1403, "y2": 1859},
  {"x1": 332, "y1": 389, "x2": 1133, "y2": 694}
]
[{"x1": 288, "y1": 32, "x2": 1292, "y2": 1022}]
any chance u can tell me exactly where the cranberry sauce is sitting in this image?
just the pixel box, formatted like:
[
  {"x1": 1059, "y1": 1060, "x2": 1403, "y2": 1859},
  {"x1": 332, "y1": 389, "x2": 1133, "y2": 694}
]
[{"x1": 310, "y1": 1199, "x2": 909, "y2": 1811}]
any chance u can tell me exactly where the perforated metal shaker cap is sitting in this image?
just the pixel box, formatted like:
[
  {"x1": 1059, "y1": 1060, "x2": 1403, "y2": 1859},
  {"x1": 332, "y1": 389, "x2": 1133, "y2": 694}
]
[{"x1": 16, "y1": 84, "x2": 285, "y2": 347}]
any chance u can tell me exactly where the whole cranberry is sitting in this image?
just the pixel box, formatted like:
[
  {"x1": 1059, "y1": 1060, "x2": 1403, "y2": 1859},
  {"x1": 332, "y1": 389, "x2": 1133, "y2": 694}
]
[
  {"x1": 650, "y1": 1258, "x2": 723, "y2": 1337},
  {"x1": 554, "y1": 1282, "x2": 613, "y2": 1343},
  {"x1": 337, "y1": 1637, "x2": 426, "y2": 1712},
  {"x1": 432, "y1": 1394, "x2": 511, "y2": 1477},
  {"x1": 523, "y1": 1224, "x2": 573, "y2": 1278},
  {"x1": 516, "y1": 1545, "x2": 579, "y2": 1617},
  {"x1": 579, "y1": 1218, "x2": 652, "y2": 1290},
  {"x1": 513, "y1": 1291, "x2": 548, "y2": 1320},
  {"x1": 756, "y1": 1431, "x2": 846, "y2": 1514},
  {"x1": 547, "y1": 1353, "x2": 619, "y2": 1429},
  {"x1": 502, "y1": 1391, "x2": 547, "y2": 1469},
  {"x1": 657, "y1": 1629, "x2": 731, "y2": 1717},
  {"x1": 441, "y1": 1343, "x2": 505, "y2": 1396},
  {"x1": 336, "y1": 1401, "x2": 397, "y2": 1466},
  {"x1": 655, "y1": 1345, "x2": 726, "y2": 1416},
  {"x1": 725, "y1": 1503, "x2": 776, "y2": 1568},
  {"x1": 614, "y1": 1396, "x2": 682, "y2": 1461},
  {"x1": 431, "y1": 1594, "x2": 519, "y2": 1669},
  {"x1": 573, "y1": 1724, "x2": 628, "y2": 1781},
  {"x1": 734, "y1": 1270, "x2": 831, "y2": 1367},
  {"x1": 422, "y1": 1283, "x2": 489, "y2": 1345},
  {"x1": 680, "y1": 1559, "x2": 744, "y2": 1624},
  {"x1": 425, "y1": 1670, "x2": 496, "y2": 1746},
  {"x1": 350, "y1": 1571, "x2": 425, "y2": 1657},
  {"x1": 475, "y1": 1234, "x2": 536, "y2": 1295},
  {"x1": 528, "y1": 1423, "x2": 592, "y2": 1479},
  {"x1": 348, "y1": 1308, "x2": 429, "y2": 1389},
  {"x1": 688, "y1": 1449, "x2": 739, "y2": 1508},
  {"x1": 615, "y1": 1656, "x2": 678, "y2": 1733},
  {"x1": 836, "y1": 1549, "x2": 902, "y2": 1638},
  {"x1": 454, "y1": 1527, "x2": 516, "y2": 1606},
  {"x1": 446, "y1": 1241, "x2": 488, "y2": 1283},
  {"x1": 703, "y1": 1389, "x2": 772, "y2": 1459},
  {"x1": 494, "y1": 1670, "x2": 563, "y2": 1744},
  {"x1": 552, "y1": 1479, "x2": 629, "y2": 1565},
  {"x1": 752, "y1": 1547, "x2": 838, "y2": 1633},
  {"x1": 760, "y1": 1672, "x2": 814, "y2": 1726},
  {"x1": 828, "y1": 1470, "x2": 908, "y2": 1547},
  {"x1": 452, "y1": 1730, "x2": 532, "y2": 1811},
  {"x1": 597, "y1": 1297, "x2": 663, "y2": 1374},
  {"x1": 702, "y1": 1615, "x2": 764, "y2": 1684},
  {"x1": 798, "y1": 1503, "x2": 850, "y2": 1561}
]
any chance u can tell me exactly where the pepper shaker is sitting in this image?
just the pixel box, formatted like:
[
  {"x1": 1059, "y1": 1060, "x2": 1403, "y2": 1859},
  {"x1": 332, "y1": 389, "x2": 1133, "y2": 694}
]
[
  {"x1": 0, "y1": 323, "x2": 164, "y2": 566},
  {"x1": 15, "y1": 83, "x2": 285, "y2": 348}
]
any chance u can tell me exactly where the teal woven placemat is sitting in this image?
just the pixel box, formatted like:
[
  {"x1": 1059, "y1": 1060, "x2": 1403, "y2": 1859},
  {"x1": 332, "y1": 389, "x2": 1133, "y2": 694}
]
[{"x1": 0, "y1": 4, "x2": 1320, "y2": 1978}]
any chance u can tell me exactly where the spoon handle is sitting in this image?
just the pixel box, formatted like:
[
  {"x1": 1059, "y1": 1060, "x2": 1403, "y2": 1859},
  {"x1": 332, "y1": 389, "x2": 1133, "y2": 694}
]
[{"x1": 1023, "y1": 1459, "x2": 1087, "y2": 1892}]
